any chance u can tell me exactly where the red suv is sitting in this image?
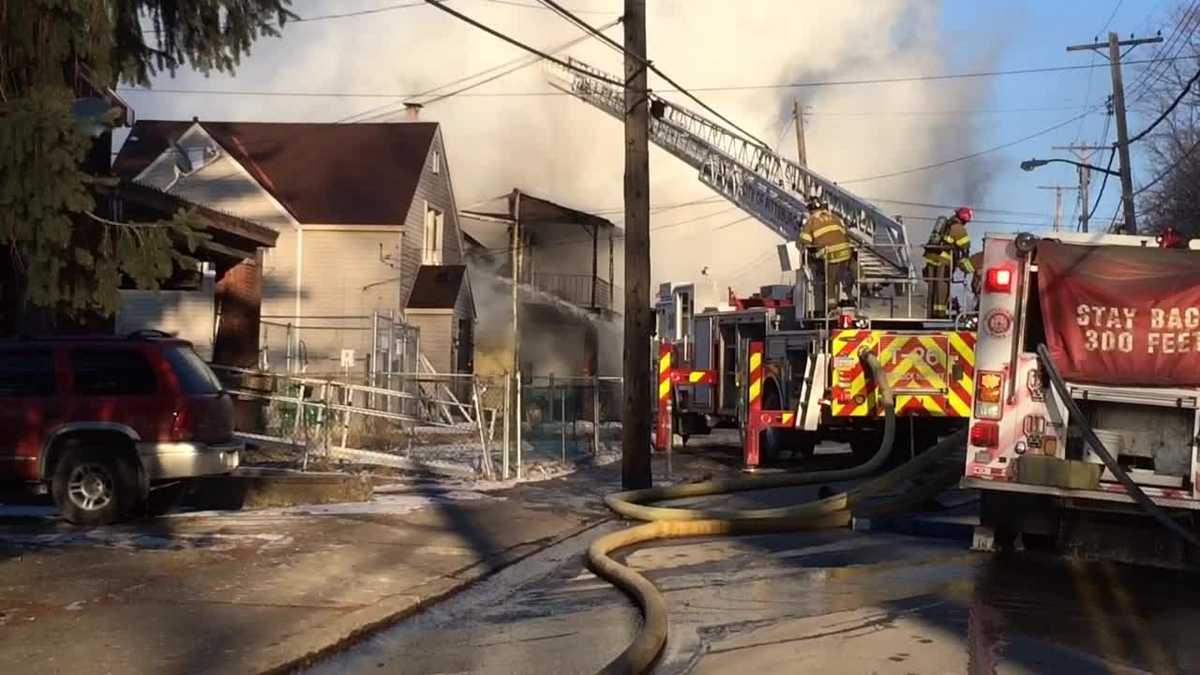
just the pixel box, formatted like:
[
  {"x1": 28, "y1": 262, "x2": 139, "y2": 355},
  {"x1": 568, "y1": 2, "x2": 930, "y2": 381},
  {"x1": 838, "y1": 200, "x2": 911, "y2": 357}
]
[{"x1": 0, "y1": 332, "x2": 240, "y2": 525}]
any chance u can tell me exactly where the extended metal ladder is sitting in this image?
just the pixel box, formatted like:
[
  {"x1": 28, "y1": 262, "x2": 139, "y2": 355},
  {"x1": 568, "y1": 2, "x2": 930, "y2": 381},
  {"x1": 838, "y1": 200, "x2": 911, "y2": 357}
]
[{"x1": 547, "y1": 58, "x2": 912, "y2": 281}]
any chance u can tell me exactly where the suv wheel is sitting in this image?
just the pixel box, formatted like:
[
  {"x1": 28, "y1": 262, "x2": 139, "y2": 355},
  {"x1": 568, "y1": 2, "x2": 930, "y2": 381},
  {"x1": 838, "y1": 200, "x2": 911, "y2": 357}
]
[{"x1": 51, "y1": 448, "x2": 140, "y2": 526}]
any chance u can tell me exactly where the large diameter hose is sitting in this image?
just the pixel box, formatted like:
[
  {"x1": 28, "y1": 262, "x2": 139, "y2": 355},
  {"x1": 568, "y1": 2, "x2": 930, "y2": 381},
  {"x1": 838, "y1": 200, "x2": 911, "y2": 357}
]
[
  {"x1": 1036, "y1": 344, "x2": 1200, "y2": 548},
  {"x1": 588, "y1": 351, "x2": 968, "y2": 675}
]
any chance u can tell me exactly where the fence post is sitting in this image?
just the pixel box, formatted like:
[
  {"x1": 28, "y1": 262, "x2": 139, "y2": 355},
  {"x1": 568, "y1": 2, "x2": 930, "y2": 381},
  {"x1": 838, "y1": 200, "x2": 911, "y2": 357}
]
[
  {"x1": 472, "y1": 380, "x2": 494, "y2": 479},
  {"x1": 503, "y1": 373, "x2": 511, "y2": 480},
  {"x1": 592, "y1": 374, "x2": 601, "y2": 456},
  {"x1": 560, "y1": 384, "x2": 567, "y2": 465},
  {"x1": 516, "y1": 371, "x2": 523, "y2": 480}
]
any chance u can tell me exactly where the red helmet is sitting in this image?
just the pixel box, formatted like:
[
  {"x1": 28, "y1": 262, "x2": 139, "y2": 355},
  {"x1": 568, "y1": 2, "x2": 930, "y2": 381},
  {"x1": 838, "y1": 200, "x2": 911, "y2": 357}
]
[{"x1": 955, "y1": 207, "x2": 974, "y2": 223}]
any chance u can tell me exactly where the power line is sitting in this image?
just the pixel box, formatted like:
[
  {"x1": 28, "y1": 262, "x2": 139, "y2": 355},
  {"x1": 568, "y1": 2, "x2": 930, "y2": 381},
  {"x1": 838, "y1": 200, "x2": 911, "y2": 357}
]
[
  {"x1": 485, "y1": 0, "x2": 615, "y2": 14},
  {"x1": 420, "y1": 0, "x2": 627, "y2": 89},
  {"x1": 1133, "y1": 133, "x2": 1200, "y2": 196},
  {"x1": 292, "y1": 1, "x2": 425, "y2": 22},
  {"x1": 116, "y1": 56, "x2": 1200, "y2": 100},
  {"x1": 840, "y1": 108, "x2": 1099, "y2": 184},
  {"x1": 1087, "y1": 147, "x2": 1118, "y2": 225},
  {"x1": 343, "y1": 17, "x2": 621, "y2": 123},
  {"x1": 534, "y1": 0, "x2": 768, "y2": 146},
  {"x1": 1126, "y1": 66, "x2": 1200, "y2": 144}
]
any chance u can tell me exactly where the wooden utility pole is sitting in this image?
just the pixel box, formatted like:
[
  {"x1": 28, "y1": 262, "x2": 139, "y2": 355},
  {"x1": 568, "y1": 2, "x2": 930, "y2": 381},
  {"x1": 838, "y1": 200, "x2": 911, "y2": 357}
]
[
  {"x1": 1067, "y1": 32, "x2": 1162, "y2": 235},
  {"x1": 510, "y1": 190, "x2": 523, "y2": 480},
  {"x1": 622, "y1": 0, "x2": 652, "y2": 490},
  {"x1": 1053, "y1": 144, "x2": 1107, "y2": 232},
  {"x1": 793, "y1": 100, "x2": 808, "y2": 167},
  {"x1": 1037, "y1": 184, "x2": 1079, "y2": 232}
]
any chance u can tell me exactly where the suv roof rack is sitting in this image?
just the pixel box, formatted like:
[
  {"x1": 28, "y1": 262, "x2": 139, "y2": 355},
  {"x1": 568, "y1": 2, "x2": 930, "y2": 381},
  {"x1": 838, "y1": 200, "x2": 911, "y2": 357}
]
[{"x1": 126, "y1": 329, "x2": 176, "y2": 340}]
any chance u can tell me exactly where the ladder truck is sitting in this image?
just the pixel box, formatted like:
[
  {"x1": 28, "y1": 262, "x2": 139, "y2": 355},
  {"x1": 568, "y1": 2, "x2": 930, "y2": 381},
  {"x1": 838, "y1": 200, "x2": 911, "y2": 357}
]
[{"x1": 548, "y1": 59, "x2": 977, "y2": 469}]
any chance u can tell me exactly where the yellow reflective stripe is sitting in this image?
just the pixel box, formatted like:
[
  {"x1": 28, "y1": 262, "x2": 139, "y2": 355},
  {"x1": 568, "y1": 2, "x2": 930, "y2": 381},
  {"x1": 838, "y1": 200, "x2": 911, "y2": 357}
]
[
  {"x1": 826, "y1": 250, "x2": 852, "y2": 263},
  {"x1": 812, "y1": 224, "x2": 844, "y2": 239},
  {"x1": 658, "y1": 379, "x2": 671, "y2": 400},
  {"x1": 749, "y1": 352, "x2": 762, "y2": 372},
  {"x1": 688, "y1": 371, "x2": 706, "y2": 383},
  {"x1": 959, "y1": 258, "x2": 976, "y2": 273},
  {"x1": 748, "y1": 379, "x2": 762, "y2": 403},
  {"x1": 659, "y1": 352, "x2": 671, "y2": 374},
  {"x1": 799, "y1": 232, "x2": 814, "y2": 243},
  {"x1": 953, "y1": 235, "x2": 970, "y2": 246}
]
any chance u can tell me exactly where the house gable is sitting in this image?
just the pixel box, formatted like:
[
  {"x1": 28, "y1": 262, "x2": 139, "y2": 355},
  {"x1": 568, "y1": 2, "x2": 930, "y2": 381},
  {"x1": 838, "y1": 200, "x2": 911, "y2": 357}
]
[
  {"x1": 399, "y1": 128, "x2": 468, "y2": 307},
  {"x1": 128, "y1": 123, "x2": 299, "y2": 232}
]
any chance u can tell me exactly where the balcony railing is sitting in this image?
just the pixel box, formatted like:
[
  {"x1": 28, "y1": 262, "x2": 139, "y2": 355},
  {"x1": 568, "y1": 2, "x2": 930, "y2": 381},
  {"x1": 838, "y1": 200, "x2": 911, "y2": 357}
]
[{"x1": 530, "y1": 273, "x2": 612, "y2": 310}]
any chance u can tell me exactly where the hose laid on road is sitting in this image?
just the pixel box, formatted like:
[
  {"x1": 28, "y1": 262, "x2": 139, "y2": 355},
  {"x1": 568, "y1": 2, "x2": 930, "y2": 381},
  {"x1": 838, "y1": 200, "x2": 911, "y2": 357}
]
[{"x1": 588, "y1": 351, "x2": 969, "y2": 675}]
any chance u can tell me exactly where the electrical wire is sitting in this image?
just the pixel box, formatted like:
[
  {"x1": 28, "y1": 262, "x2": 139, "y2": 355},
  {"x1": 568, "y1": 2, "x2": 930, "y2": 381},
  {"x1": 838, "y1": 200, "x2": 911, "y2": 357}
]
[
  {"x1": 1126, "y1": 66, "x2": 1200, "y2": 144},
  {"x1": 534, "y1": 0, "x2": 768, "y2": 146},
  {"x1": 486, "y1": 0, "x2": 614, "y2": 14},
  {"x1": 115, "y1": 57, "x2": 1200, "y2": 100},
  {"x1": 341, "y1": 18, "x2": 621, "y2": 123},
  {"x1": 1086, "y1": 147, "x2": 1118, "y2": 225},
  {"x1": 292, "y1": 1, "x2": 425, "y2": 22},
  {"x1": 1133, "y1": 133, "x2": 1200, "y2": 196},
  {"x1": 421, "y1": 0, "x2": 626, "y2": 89},
  {"x1": 840, "y1": 108, "x2": 1099, "y2": 184}
]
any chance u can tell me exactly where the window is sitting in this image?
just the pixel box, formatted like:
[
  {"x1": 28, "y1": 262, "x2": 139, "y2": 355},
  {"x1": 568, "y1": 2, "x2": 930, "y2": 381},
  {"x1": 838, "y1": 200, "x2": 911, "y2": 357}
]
[
  {"x1": 431, "y1": 150, "x2": 441, "y2": 175},
  {"x1": 70, "y1": 349, "x2": 158, "y2": 396},
  {"x1": 163, "y1": 346, "x2": 222, "y2": 395},
  {"x1": 423, "y1": 205, "x2": 444, "y2": 265},
  {"x1": 0, "y1": 349, "x2": 56, "y2": 397}
]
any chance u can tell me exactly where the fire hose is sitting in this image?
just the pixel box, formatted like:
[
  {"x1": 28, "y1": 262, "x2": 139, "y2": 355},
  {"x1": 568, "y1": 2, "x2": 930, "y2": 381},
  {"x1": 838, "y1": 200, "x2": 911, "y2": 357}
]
[
  {"x1": 1035, "y1": 343, "x2": 1200, "y2": 549},
  {"x1": 587, "y1": 351, "x2": 969, "y2": 675}
]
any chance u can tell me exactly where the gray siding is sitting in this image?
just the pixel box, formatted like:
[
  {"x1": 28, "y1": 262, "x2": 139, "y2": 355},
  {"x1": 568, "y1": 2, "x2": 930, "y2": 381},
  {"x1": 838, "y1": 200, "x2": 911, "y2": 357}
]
[
  {"x1": 400, "y1": 129, "x2": 465, "y2": 306},
  {"x1": 116, "y1": 272, "x2": 217, "y2": 360},
  {"x1": 408, "y1": 311, "x2": 453, "y2": 375}
]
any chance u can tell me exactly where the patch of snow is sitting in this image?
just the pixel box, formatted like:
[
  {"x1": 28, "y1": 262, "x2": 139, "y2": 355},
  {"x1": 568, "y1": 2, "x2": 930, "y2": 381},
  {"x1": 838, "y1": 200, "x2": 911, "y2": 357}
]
[{"x1": 167, "y1": 489, "x2": 504, "y2": 520}]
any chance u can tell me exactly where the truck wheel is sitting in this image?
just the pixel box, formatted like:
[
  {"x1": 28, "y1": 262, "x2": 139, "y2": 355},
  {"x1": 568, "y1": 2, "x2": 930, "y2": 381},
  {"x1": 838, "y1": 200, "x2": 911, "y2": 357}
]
[{"x1": 51, "y1": 447, "x2": 140, "y2": 526}]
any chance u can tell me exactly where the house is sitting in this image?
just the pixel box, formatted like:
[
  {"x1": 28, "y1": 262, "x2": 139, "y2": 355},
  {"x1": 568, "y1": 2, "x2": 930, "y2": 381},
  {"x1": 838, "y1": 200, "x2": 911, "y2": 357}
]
[
  {"x1": 461, "y1": 190, "x2": 622, "y2": 380},
  {"x1": 112, "y1": 119, "x2": 474, "y2": 377}
]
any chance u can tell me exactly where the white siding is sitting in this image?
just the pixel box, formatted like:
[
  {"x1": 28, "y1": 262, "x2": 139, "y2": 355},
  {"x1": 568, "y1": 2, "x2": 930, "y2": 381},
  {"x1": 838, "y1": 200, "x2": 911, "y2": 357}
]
[
  {"x1": 407, "y1": 310, "x2": 454, "y2": 375},
  {"x1": 116, "y1": 272, "x2": 217, "y2": 360}
]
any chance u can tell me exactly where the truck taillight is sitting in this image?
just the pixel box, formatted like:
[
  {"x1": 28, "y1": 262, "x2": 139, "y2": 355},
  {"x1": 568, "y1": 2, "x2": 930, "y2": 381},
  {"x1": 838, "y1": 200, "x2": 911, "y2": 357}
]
[
  {"x1": 974, "y1": 370, "x2": 1004, "y2": 420},
  {"x1": 970, "y1": 421, "x2": 999, "y2": 447},
  {"x1": 985, "y1": 267, "x2": 1013, "y2": 293}
]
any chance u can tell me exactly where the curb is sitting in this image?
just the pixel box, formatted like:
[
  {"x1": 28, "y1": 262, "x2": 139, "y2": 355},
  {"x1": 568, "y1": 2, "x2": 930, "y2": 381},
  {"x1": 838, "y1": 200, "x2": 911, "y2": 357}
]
[{"x1": 260, "y1": 515, "x2": 614, "y2": 674}]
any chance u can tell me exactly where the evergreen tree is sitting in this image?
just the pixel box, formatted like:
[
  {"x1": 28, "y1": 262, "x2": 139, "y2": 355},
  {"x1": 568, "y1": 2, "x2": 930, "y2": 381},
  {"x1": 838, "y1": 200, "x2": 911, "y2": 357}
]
[{"x1": 0, "y1": 0, "x2": 294, "y2": 330}]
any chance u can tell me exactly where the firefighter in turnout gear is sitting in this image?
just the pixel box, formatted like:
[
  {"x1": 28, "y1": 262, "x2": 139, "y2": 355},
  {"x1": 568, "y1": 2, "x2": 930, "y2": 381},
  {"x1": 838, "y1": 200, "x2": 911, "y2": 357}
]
[
  {"x1": 923, "y1": 207, "x2": 974, "y2": 319},
  {"x1": 800, "y1": 196, "x2": 854, "y2": 315}
]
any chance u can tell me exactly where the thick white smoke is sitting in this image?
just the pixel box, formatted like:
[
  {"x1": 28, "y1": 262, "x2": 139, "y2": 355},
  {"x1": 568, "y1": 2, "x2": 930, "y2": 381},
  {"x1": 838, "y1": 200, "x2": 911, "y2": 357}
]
[{"x1": 122, "y1": 0, "x2": 998, "y2": 294}]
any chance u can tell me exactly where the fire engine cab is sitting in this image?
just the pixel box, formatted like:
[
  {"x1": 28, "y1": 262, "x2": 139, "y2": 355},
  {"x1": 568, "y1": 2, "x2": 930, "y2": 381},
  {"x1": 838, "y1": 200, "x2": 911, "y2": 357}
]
[{"x1": 967, "y1": 231, "x2": 1200, "y2": 563}]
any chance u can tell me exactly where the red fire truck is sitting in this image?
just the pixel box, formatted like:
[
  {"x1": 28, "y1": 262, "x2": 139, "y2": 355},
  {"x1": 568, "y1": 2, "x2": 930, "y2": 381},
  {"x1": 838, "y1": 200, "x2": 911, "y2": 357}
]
[{"x1": 966, "y1": 231, "x2": 1200, "y2": 563}]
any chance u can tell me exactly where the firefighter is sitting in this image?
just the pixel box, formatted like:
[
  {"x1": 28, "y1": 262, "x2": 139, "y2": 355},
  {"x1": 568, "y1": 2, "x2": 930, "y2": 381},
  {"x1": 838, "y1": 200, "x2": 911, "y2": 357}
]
[
  {"x1": 923, "y1": 207, "x2": 974, "y2": 319},
  {"x1": 1157, "y1": 225, "x2": 1189, "y2": 249},
  {"x1": 799, "y1": 196, "x2": 854, "y2": 315}
]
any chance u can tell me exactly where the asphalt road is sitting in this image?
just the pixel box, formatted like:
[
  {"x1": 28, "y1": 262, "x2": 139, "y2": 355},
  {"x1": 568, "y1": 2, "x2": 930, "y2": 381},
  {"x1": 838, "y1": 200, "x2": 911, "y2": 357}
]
[{"x1": 308, "y1": 434, "x2": 1200, "y2": 675}]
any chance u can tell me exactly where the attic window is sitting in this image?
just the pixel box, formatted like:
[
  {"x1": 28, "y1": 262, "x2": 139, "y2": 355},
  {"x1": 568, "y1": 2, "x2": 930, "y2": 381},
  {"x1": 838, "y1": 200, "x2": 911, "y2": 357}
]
[
  {"x1": 431, "y1": 150, "x2": 441, "y2": 175},
  {"x1": 174, "y1": 142, "x2": 219, "y2": 175}
]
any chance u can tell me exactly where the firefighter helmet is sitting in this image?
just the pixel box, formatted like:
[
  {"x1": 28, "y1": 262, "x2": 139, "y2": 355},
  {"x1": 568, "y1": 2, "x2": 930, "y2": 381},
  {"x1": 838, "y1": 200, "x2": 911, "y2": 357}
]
[
  {"x1": 955, "y1": 207, "x2": 974, "y2": 223},
  {"x1": 806, "y1": 195, "x2": 826, "y2": 211}
]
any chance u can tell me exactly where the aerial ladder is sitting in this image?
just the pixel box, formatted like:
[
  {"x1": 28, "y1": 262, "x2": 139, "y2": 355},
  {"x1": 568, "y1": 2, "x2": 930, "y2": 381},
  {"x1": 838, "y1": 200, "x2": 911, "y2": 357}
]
[
  {"x1": 548, "y1": 58, "x2": 975, "y2": 469},
  {"x1": 546, "y1": 57, "x2": 913, "y2": 284}
]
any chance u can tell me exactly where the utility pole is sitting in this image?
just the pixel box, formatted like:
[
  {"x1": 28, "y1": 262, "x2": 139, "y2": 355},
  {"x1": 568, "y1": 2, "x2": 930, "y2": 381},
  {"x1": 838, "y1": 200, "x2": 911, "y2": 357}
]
[
  {"x1": 510, "y1": 189, "x2": 523, "y2": 480},
  {"x1": 622, "y1": 0, "x2": 652, "y2": 490},
  {"x1": 793, "y1": 100, "x2": 809, "y2": 167},
  {"x1": 1053, "y1": 144, "x2": 1107, "y2": 232},
  {"x1": 1037, "y1": 184, "x2": 1079, "y2": 232},
  {"x1": 1067, "y1": 32, "x2": 1162, "y2": 235}
]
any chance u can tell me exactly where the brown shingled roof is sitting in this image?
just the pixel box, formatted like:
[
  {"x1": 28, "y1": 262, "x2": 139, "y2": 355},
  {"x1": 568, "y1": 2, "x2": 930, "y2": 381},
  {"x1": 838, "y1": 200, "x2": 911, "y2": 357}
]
[
  {"x1": 407, "y1": 265, "x2": 467, "y2": 309},
  {"x1": 114, "y1": 120, "x2": 438, "y2": 225}
]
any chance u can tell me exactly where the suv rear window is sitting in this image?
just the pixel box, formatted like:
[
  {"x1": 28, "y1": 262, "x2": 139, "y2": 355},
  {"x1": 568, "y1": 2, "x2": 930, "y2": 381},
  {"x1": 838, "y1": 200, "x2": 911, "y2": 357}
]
[
  {"x1": 0, "y1": 349, "x2": 56, "y2": 397},
  {"x1": 163, "y1": 345, "x2": 222, "y2": 395},
  {"x1": 70, "y1": 349, "x2": 158, "y2": 396}
]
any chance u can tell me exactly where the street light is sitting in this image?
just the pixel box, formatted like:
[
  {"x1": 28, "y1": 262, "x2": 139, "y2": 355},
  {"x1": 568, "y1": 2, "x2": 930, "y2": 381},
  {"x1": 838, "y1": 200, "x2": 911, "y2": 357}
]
[{"x1": 1020, "y1": 157, "x2": 1119, "y2": 176}]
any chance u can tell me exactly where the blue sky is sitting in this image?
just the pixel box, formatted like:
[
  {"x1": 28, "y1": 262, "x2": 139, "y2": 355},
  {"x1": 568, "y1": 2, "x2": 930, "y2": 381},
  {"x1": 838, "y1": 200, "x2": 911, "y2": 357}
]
[{"x1": 937, "y1": 0, "x2": 1178, "y2": 233}]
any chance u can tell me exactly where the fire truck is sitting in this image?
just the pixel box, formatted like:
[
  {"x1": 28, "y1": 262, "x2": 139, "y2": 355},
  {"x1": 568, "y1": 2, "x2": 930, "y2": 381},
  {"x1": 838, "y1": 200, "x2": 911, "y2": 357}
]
[
  {"x1": 967, "y1": 230, "x2": 1200, "y2": 563},
  {"x1": 546, "y1": 57, "x2": 978, "y2": 468}
]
